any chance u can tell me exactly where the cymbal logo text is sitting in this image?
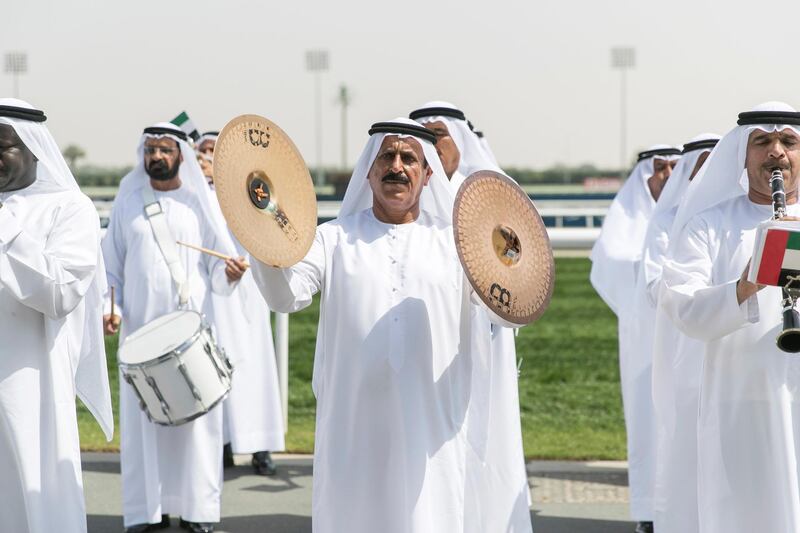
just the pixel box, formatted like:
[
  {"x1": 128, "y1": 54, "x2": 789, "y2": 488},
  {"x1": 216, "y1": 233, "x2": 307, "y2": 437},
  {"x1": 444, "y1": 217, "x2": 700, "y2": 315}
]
[
  {"x1": 489, "y1": 283, "x2": 512, "y2": 313},
  {"x1": 247, "y1": 128, "x2": 271, "y2": 149}
]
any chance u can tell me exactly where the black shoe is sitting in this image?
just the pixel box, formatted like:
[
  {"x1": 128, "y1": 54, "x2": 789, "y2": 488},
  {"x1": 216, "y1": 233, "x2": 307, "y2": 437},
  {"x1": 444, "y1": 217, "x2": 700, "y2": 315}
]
[
  {"x1": 252, "y1": 450, "x2": 277, "y2": 476},
  {"x1": 222, "y1": 442, "x2": 234, "y2": 468},
  {"x1": 124, "y1": 514, "x2": 169, "y2": 532},
  {"x1": 179, "y1": 518, "x2": 215, "y2": 533},
  {"x1": 634, "y1": 522, "x2": 654, "y2": 533}
]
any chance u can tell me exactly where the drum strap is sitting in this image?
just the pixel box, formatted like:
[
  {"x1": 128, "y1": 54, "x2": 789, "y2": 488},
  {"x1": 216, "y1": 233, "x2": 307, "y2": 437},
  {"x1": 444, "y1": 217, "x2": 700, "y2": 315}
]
[{"x1": 141, "y1": 185, "x2": 191, "y2": 306}]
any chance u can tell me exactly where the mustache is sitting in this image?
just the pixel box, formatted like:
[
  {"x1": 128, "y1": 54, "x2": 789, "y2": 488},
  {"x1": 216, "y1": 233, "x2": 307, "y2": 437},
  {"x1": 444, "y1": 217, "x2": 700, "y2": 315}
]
[
  {"x1": 148, "y1": 160, "x2": 168, "y2": 170},
  {"x1": 766, "y1": 163, "x2": 791, "y2": 172},
  {"x1": 382, "y1": 171, "x2": 409, "y2": 183}
]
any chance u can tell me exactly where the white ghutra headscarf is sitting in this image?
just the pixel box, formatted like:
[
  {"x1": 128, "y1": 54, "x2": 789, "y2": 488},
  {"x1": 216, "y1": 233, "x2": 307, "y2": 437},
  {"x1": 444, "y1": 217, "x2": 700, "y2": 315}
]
[
  {"x1": 116, "y1": 122, "x2": 236, "y2": 256},
  {"x1": 671, "y1": 102, "x2": 800, "y2": 236},
  {"x1": 590, "y1": 145, "x2": 682, "y2": 316},
  {"x1": 339, "y1": 117, "x2": 453, "y2": 222},
  {"x1": 0, "y1": 98, "x2": 113, "y2": 440},
  {"x1": 409, "y1": 101, "x2": 503, "y2": 178}
]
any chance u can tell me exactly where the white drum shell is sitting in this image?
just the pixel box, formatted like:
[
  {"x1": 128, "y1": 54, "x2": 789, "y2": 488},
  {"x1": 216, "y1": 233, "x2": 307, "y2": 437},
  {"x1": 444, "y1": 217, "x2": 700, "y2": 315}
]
[{"x1": 119, "y1": 311, "x2": 232, "y2": 426}]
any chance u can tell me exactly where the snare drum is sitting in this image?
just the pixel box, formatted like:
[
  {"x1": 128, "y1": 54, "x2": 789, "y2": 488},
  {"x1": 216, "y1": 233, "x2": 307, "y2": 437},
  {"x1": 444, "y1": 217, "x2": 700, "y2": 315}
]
[{"x1": 118, "y1": 310, "x2": 233, "y2": 426}]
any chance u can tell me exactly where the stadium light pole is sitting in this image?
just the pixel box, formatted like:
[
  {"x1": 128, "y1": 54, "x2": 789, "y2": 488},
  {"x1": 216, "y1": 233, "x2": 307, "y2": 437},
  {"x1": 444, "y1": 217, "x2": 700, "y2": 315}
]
[
  {"x1": 337, "y1": 85, "x2": 351, "y2": 170},
  {"x1": 5, "y1": 52, "x2": 27, "y2": 98},
  {"x1": 306, "y1": 49, "x2": 329, "y2": 186},
  {"x1": 611, "y1": 47, "x2": 635, "y2": 172}
]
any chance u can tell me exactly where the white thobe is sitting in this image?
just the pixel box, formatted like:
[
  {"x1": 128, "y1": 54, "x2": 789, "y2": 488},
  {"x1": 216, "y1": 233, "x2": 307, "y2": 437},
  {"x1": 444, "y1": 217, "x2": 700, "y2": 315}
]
[
  {"x1": 448, "y1": 169, "x2": 532, "y2": 533},
  {"x1": 662, "y1": 196, "x2": 800, "y2": 533},
  {"x1": 252, "y1": 208, "x2": 478, "y2": 533},
  {"x1": 102, "y1": 183, "x2": 234, "y2": 526},
  {"x1": 592, "y1": 191, "x2": 658, "y2": 519},
  {"x1": 0, "y1": 181, "x2": 101, "y2": 533},
  {"x1": 213, "y1": 231, "x2": 285, "y2": 453},
  {"x1": 645, "y1": 206, "x2": 705, "y2": 533}
]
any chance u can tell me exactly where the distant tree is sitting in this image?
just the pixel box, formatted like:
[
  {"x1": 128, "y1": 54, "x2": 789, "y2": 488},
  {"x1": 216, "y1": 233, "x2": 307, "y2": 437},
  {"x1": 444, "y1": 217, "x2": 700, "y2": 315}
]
[{"x1": 62, "y1": 144, "x2": 86, "y2": 170}]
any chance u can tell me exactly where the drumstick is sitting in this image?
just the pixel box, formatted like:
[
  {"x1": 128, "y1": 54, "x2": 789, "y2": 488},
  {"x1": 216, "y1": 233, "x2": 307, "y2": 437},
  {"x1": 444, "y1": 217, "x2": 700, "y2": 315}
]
[
  {"x1": 110, "y1": 286, "x2": 116, "y2": 318},
  {"x1": 176, "y1": 240, "x2": 250, "y2": 268}
]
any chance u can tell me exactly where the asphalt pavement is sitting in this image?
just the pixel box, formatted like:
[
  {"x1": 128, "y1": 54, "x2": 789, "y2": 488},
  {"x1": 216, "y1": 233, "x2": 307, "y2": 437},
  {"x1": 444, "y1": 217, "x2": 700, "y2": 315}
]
[{"x1": 82, "y1": 453, "x2": 635, "y2": 533}]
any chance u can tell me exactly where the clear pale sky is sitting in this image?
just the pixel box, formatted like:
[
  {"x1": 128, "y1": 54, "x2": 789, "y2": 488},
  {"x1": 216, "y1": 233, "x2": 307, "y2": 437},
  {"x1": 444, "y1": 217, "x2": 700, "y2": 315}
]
[{"x1": 6, "y1": 0, "x2": 800, "y2": 170}]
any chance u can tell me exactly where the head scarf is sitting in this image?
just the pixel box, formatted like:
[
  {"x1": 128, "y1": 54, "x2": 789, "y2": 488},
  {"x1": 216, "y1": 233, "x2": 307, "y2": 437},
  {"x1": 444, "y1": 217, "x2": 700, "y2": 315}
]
[
  {"x1": 589, "y1": 145, "x2": 682, "y2": 315},
  {"x1": 339, "y1": 117, "x2": 453, "y2": 222},
  {"x1": 196, "y1": 131, "x2": 219, "y2": 148},
  {"x1": 472, "y1": 128, "x2": 501, "y2": 169},
  {"x1": 410, "y1": 101, "x2": 502, "y2": 177},
  {"x1": 653, "y1": 133, "x2": 721, "y2": 219},
  {"x1": 0, "y1": 98, "x2": 113, "y2": 440},
  {"x1": 116, "y1": 122, "x2": 236, "y2": 256},
  {"x1": 671, "y1": 102, "x2": 800, "y2": 234}
]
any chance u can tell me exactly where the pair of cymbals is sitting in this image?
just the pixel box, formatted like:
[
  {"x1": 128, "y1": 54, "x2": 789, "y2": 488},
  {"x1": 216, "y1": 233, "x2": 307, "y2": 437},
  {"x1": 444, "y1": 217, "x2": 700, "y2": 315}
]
[
  {"x1": 214, "y1": 116, "x2": 554, "y2": 326},
  {"x1": 213, "y1": 115, "x2": 317, "y2": 267},
  {"x1": 454, "y1": 171, "x2": 555, "y2": 327}
]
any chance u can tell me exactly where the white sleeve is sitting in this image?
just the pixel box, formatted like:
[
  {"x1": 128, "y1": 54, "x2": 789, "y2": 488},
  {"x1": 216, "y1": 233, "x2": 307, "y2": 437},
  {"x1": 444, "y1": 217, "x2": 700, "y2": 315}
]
[
  {"x1": 251, "y1": 229, "x2": 325, "y2": 313},
  {"x1": 589, "y1": 256, "x2": 636, "y2": 317},
  {"x1": 661, "y1": 218, "x2": 757, "y2": 342},
  {"x1": 0, "y1": 198, "x2": 99, "y2": 319},
  {"x1": 643, "y1": 225, "x2": 671, "y2": 306}
]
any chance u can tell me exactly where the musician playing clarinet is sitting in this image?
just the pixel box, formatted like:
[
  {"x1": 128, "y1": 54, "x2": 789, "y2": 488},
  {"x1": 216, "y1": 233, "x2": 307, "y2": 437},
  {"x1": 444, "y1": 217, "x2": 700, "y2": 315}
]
[
  {"x1": 101, "y1": 123, "x2": 244, "y2": 533},
  {"x1": 659, "y1": 102, "x2": 800, "y2": 533}
]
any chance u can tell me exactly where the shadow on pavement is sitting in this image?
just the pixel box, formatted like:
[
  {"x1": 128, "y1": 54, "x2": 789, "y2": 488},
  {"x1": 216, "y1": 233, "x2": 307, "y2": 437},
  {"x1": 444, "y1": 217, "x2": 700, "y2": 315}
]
[
  {"x1": 224, "y1": 462, "x2": 312, "y2": 494},
  {"x1": 88, "y1": 514, "x2": 312, "y2": 533},
  {"x1": 83, "y1": 460, "x2": 121, "y2": 475},
  {"x1": 220, "y1": 514, "x2": 312, "y2": 532},
  {"x1": 87, "y1": 514, "x2": 121, "y2": 532},
  {"x1": 532, "y1": 512, "x2": 632, "y2": 533},
  {"x1": 92, "y1": 513, "x2": 628, "y2": 533}
]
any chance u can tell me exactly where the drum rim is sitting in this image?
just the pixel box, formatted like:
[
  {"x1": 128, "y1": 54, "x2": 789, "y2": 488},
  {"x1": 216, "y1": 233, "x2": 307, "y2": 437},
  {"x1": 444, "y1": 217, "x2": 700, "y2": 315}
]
[
  {"x1": 147, "y1": 388, "x2": 231, "y2": 427},
  {"x1": 119, "y1": 323, "x2": 209, "y2": 370},
  {"x1": 118, "y1": 310, "x2": 204, "y2": 365}
]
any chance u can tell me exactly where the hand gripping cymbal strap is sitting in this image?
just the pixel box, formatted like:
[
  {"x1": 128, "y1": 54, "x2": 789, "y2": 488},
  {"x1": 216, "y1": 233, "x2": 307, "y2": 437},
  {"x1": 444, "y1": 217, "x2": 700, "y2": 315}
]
[{"x1": 141, "y1": 185, "x2": 191, "y2": 306}]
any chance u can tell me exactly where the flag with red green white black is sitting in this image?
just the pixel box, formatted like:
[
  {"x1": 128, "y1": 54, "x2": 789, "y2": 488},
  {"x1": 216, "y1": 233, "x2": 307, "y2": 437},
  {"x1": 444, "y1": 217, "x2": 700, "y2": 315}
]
[{"x1": 756, "y1": 228, "x2": 800, "y2": 287}]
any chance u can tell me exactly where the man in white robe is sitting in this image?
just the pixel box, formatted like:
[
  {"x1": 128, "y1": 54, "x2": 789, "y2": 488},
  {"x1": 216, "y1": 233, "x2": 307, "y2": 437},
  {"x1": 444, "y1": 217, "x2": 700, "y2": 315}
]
[
  {"x1": 634, "y1": 134, "x2": 719, "y2": 533},
  {"x1": 102, "y1": 123, "x2": 245, "y2": 533},
  {"x1": 590, "y1": 145, "x2": 681, "y2": 532},
  {"x1": 411, "y1": 101, "x2": 533, "y2": 533},
  {"x1": 196, "y1": 131, "x2": 286, "y2": 474},
  {"x1": 0, "y1": 99, "x2": 113, "y2": 533},
  {"x1": 251, "y1": 118, "x2": 506, "y2": 533},
  {"x1": 661, "y1": 102, "x2": 800, "y2": 533}
]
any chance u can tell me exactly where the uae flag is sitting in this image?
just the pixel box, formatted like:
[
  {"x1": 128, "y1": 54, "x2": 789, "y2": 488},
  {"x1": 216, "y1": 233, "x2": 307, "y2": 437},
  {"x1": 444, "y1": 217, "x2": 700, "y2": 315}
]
[
  {"x1": 170, "y1": 111, "x2": 200, "y2": 142},
  {"x1": 756, "y1": 228, "x2": 800, "y2": 286}
]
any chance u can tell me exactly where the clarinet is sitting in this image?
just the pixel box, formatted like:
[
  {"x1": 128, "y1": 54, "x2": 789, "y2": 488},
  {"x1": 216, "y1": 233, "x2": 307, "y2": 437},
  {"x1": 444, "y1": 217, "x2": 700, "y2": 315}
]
[
  {"x1": 772, "y1": 169, "x2": 800, "y2": 352},
  {"x1": 772, "y1": 168, "x2": 787, "y2": 220}
]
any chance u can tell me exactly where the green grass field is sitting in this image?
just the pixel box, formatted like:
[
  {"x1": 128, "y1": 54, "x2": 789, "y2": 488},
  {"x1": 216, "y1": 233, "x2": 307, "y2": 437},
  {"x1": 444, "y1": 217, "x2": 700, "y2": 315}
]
[{"x1": 79, "y1": 257, "x2": 624, "y2": 460}]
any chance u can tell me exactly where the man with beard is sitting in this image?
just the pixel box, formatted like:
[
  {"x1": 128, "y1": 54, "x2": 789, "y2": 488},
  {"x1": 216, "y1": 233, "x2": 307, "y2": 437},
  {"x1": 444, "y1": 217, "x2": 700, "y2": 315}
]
[
  {"x1": 102, "y1": 123, "x2": 245, "y2": 533},
  {"x1": 251, "y1": 118, "x2": 507, "y2": 532},
  {"x1": 0, "y1": 99, "x2": 112, "y2": 533},
  {"x1": 662, "y1": 102, "x2": 800, "y2": 533},
  {"x1": 195, "y1": 131, "x2": 286, "y2": 475}
]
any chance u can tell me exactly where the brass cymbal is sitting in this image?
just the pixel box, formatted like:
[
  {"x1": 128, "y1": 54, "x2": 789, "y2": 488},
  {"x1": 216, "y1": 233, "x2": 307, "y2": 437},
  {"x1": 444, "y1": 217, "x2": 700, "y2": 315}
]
[
  {"x1": 453, "y1": 171, "x2": 555, "y2": 326},
  {"x1": 213, "y1": 114, "x2": 317, "y2": 268}
]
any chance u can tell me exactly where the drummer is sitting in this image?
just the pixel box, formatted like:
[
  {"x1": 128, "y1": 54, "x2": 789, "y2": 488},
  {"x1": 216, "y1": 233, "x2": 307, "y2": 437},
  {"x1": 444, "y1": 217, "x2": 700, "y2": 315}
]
[
  {"x1": 250, "y1": 118, "x2": 510, "y2": 533},
  {"x1": 101, "y1": 123, "x2": 245, "y2": 533}
]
